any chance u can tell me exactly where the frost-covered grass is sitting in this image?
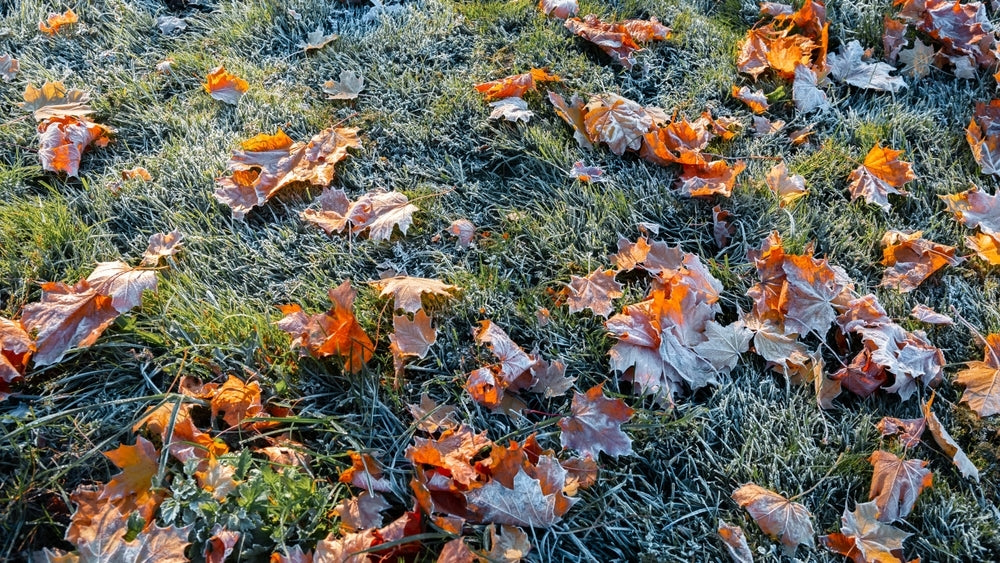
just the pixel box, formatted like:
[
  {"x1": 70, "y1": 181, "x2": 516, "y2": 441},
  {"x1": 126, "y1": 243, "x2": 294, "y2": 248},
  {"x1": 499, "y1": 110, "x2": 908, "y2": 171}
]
[{"x1": 1, "y1": 0, "x2": 999, "y2": 560}]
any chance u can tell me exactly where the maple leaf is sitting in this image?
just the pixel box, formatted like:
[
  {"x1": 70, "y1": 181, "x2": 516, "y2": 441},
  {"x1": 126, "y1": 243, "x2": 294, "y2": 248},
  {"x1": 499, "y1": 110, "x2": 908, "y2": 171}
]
[
  {"x1": 20, "y1": 280, "x2": 119, "y2": 366},
  {"x1": 640, "y1": 116, "x2": 713, "y2": 166},
  {"x1": 204, "y1": 526, "x2": 240, "y2": 563},
  {"x1": 474, "y1": 69, "x2": 560, "y2": 101},
  {"x1": 898, "y1": 39, "x2": 935, "y2": 78},
  {"x1": 965, "y1": 232, "x2": 1000, "y2": 264},
  {"x1": 782, "y1": 253, "x2": 854, "y2": 335},
  {"x1": 466, "y1": 456, "x2": 578, "y2": 527},
  {"x1": 216, "y1": 127, "x2": 362, "y2": 219},
  {"x1": 37, "y1": 116, "x2": 112, "y2": 177},
  {"x1": 270, "y1": 545, "x2": 313, "y2": 563},
  {"x1": 916, "y1": 0, "x2": 993, "y2": 63},
  {"x1": 583, "y1": 94, "x2": 654, "y2": 155},
  {"x1": 334, "y1": 491, "x2": 391, "y2": 531},
  {"x1": 489, "y1": 97, "x2": 534, "y2": 123},
  {"x1": 322, "y1": 70, "x2": 365, "y2": 100},
  {"x1": 406, "y1": 424, "x2": 491, "y2": 486},
  {"x1": 447, "y1": 219, "x2": 475, "y2": 248},
  {"x1": 877, "y1": 416, "x2": 926, "y2": 449},
  {"x1": 868, "y1": 450, "x2": 932, "y2": 522},
  {"x1": 564, "y1": 14, "x2": 669, "y2": 68},
  {"x1": 371, "y1": 275, "x2": 459, "y2": 313},
  {"x1": 195, "y1": 456, "x2": 240, "y2": 501},
  {"x1": 791, "y1": 63, "x2": 829, "y2": 113},
  {"x1": 475, "y1": 321, "x2": 534, "y2": 386},
  {"x1": 732, "y1": 85, "x2": 769, "y2": 113},
  {"x1": 121, "y1": 167, "x2": 152, "y2": 182},
  {"x1": 302, "y1": 188, "x2": 419, "y2": 241},
  {"x1": 141, "y1": 230, "x2": 184, "y2": 267},
  {"x1": 718, "y1": 520, "x2": 754, "y2": 563},
  {"x1": 966, "y1": 100, "x2": 1000, "y2": 175},
  {"x1": 954, "y1": 333, "x2": 1000, "y2": 417},
  {"x1": 910, "y1": 304, "x2": 952, "y2": 325},
  {"x1": 693, "y1": 320, "x2": 753, "y2": 372},
  {"x1": 847, "y1": 145, "x2": 916, "y2": 211},
  {"x1": 300, "y1": 28, "x2": 338, "y2": 52},
  {"x1": 883, "y1": 17, "x2": 908, "y2": 63},
  {"x1": 527, "y1": 357, "x2": 575, "y2": 397},
  {"x1": 677, "y1": 160, "x2": 746, "y2": 198},
  {"x1": 731, "y1": 483, "x2": 815, "y2": 554},
  {"x1": 486, "y1": 524, "x2": 531, "y2": 562},
  {"x1": 209, "y1": 374, "x2": 263, "y2": 428},
  {"x1": 566, "y1": 269, "x2": 623, "y2": 318},
  {"x1": 821, "y1": 501, "x2": 910, "y2": 563},
  {"x1": 314, "y1": 530, "x2": 376, "y2": 563},
  {"x1": 276, "y1": 280, "x2": 375, "y2": 373},
  {"x1": 22, "y1": 82, "x2": 94, "y2": 121},
  {"x1": 99, "y1": 437, "x2": 164, "y2": 528},
  {"x1": 39, "y1": 8, "x2": 78, "y2": 34},
  {"x1": 85, "y1": 261, "x2": 158, "y2": 313},
  {"x1": 390, "y1": 309, "x2": 436, "y2": 359},
  {"x1": 57, "y1": 499, "x2": 192, "y2": 563},
  {"x1": 923, "y1": 394, "x2": 980, "y2": 481},
  {"x1": 438, "y1": 538, "x2": 476, "y2": 563},
  {"x1": 538, "y1": 0, "x2": 578, "y2": 19},
  {"x1": 752, "y1": 116, "x2": 785, "y2": 136},
  {"x1": 340, "y1": 450, "x2": 394, "y2": 493},
  {"x1": 880, "y1": 230, "x2": 962, "y2": 292},
  {"x1": 0, "y1": 54, "x2": 19, "y2": 82},
  {"x1": 765, "y1": 34, "x2": 818, "y2": 79},
  {"x1": 831, "y1": 348, "x2": 888, "y2": 398},
  {"x1": 0, "y1": 318, "x2": 33, "y2": 400},
  {"x1": 827, "y1": 40, "x2": 906, "y2": 92},
  {"x1": 408, "y1": 393, "x2": 458, "y2": 433},
  {"x1": 559, "y1": 383, "x2": 634, "y2": 458},
  {"x1": 940, "y1": 183, "x2": 1000, "y2": 235},
  {"x1": 548, "y1": 92, "x2": 593, "y2": 149},
  {"x1": 204, "y1": 66, "x2": 249, "y2": 104},
  {"x1": 713, "y1": 205, "x2": 734, "y2": 247},
  {"x1": 766, "y1": 162, "x2": 807, "y2": 206},
  {"x1": 133, "y1": 401, "x2": 227, "y2": 464}
]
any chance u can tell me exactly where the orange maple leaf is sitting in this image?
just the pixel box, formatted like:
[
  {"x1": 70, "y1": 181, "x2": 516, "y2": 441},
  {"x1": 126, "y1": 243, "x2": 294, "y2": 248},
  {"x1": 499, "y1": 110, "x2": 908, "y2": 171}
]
[
  {"x1": 732, "y1": 85, "x2": 770, "y2": 113},
  {"x1": 821, "y1": 502, "x2": 910, "y2": 563},
  {"x1": 564, "y1": 14, "x2": 669, "y2": 68},
  {"x1": 0, "y1": 318, "x2": 33, "y2": 400},
  {"x1": 566, "y1": 269, "x2": 623, "y2": 318},
  {"x1": 276, "y1": 280, "x2": 374, "y2": 373},
  {"x1": 677, "y1": 160, "x2": 746, "y2": 197},
  {"x1": 639, "y1": 116, "x2": 712, "y2": 166},
  {"x1": 868, "y1": 450, "x2": 932, "y2": 523},
  {"x1": 301, "y1": 188, "x2": 419, "y2": 241},
  {"x1": 880, "y1": 230, "x2": 963, "y2": 292},
  {"x1": 39, "y1": 8, "x2": 78, "y2": 34},
  {"x1": 732, "y1": 483, "x2": 815, "y2": 554},
  {"x1": 99, "y1": 437, "x2": 164, "y2": 528},
  {"x1": 847, "y1": 145, "x2": 916, "y2": 211},
  {"x1": 340, "y1": 450, "x2": 394, "y2": 492},
  {"x1": 210, "y1": 374, "x2": 264, "y2": 428},
  {"x1": 22, "y1": 81, "x2": 93, "y2": 121},
  {"x1": 204, "y1": 66, "x2": 249, "y2": 104},
  {"x1": 940, "y1": 183, "x2": 1000, "y2": 236},
  {"x1": 370, "y1": 276, "x2": 459, "y2": 314},
  {"x1": 133, "y1": 401, "x2": 228, "y2": 464},
  {"x1": 474, "y1": 68, "x2": 560, "y2": 101},
  {"x1": 966, "y1": 100, "x2": 1000, "y2": 175},
  {"x1": 558, "y1": 383, "x2": 634, "y2": 458},
  {"x1": 583, "y1": 93, "x2": 655, "y2": 156},
  {"x1": 954, "y1": 333, "x2": 1000, "y2": 417},
  {"x1": 20, "y1": 280, "x2": 120, "y2": 366},
  {"x1": 37, "y1": 115, "x2": 112, "y2": 177}
]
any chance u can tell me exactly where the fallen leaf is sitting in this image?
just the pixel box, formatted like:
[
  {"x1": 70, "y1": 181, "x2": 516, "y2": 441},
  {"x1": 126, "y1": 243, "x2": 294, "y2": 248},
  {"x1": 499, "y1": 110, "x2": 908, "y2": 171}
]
[
  {"x1": 564, "y1": 14, "x2": 669, "y2": 68},
  {"x1": 300, "y1": 28, "x2": 337, "y2": 52},
  {"x1": 486, "y1": 524, "x2": 531, "y2": 562},
  {"x1": 792, "y1": 63, "x2": 829, "y2": 113},
  {"x1": 832, "y1": 348, "x2": 888, "y2": 398},
  {"x1": 156, "y1": 15, "x2": 186, "y2": 35},
  {"x1": 204, "y1": 526, "x2": 240, "y2": 563},
  {"x1": 85, "y1": 261, "x2": 158, "y2": 313},
  {"x1": 406, "y1": 424, "x2": 491, "y2": 487},
  {"x1": 677, "y1": 160, "x2": 746, "y2": 198},
  {"x1": 314, "y1": 530, "x2": 376, "y2": 563},
  {"x1": 822, "y1": 501, "x2": 910, "y2": 563},
  {"x1": 898, "y1": 39, "x2": 935, "y2": 78},
  {"x1": 732, "y1": 483, "x2": 815, "y2": 554},
  {"x1": 465, "y1": 460, "x2": 577, "y2": 527},
  {"x1": 100, "y1": 437, "x2": 163, "y2": 527},
  {"x1": 21, "y1": 280, "x2": 119, "y2": 366},
  {"x1": 566, "y1": 269, "x2": 623, "y2": 318},
  {"x1": 847, "y1": 145, "x2": 916, "y2": 211},
  {"x1": 954, "y1": 333, "x2": 1000, "y2": 417},
  {"x1": 276, "y1": 280, "x2": 375, "y2": 373},
  {"x1": 713, "y1": 205, "x2": 734, "y2": 247},
  {"x1": 334, "y1": 492, "x2": 391, "y2": 531},
  {"x1": 718, "y1": 520, "x2": 754, "y2": 563},
  {"x1": 548, "y1": 92, "x2": 592, "y2": 149},
  {"x1": 752, "y1": 116, "x2": 785, "y2": 136},
  {"x1": 447, "y1": 219, "x2": 475, "y2": 248},
  {"x1": 584, "y1": 93, "x2": 654, "y2": 156},
  {"x1": 765, "y1": 162, "x2": 807, "y2": 206},
  {"x1": 142, "y1": 230, "x2": 184, "y2": 267},
  {"x1": 215, "y1": 127, "x2": 361, "y2": 219},
  {"x1": 22, "y1": 82, "x2": 94, "y2": 121},
  {"x1": 732, "y1": 86, "x2": 769, "y2": 113},
  {"x1": 527, "y1": 358, "x2": 575, "y2": 397},
  {"x1": 475, "y1": 69, "x2": 560, "y2": 101},
  {"x1": 559, "y1": 383, "x2": 634, "y2": 458},
  {"x1": 923, "y1": 394, "x2": 980, "y2": 481},
  {"x1": 880, "y1": 230, "x2": 962, "y2": 292},
  {"x1": 270, "y1": 545, "x2": 313, "y2": 563},
  {"x1": 0, "y1": 318, "x2": 33, "y2": 400},
  {"x1": 910, "y1": 304, "x2": 953, "y2": 325},
  {"x1": 883, "y1": 17, "x2": 908, "y2": 63},
  {"x1": 877, "y1": 416, "x2": 926, "y2": 449},
  {"x1": 121, "y1": 167, "x2": 152, "y2": 182},
  {"x1": 62, "y1": 501, "x2": 191, "y2": 562},
  {"x1": 475, "y1": 321, "x2": 534, "y2": 386},
  {"x1": 437, "y1": 537, "x2": 477, "y2": 563},
  {"x1": 489, "y1": 97, "x2": 534, "y2": 123},
  {"x1": 966, "y1": 100, "x2": 1000, "y2": 175},
  {"x1": 340, "y1": 451, "x2": 393, "y2": 492},
  {"x1": 371, "y1": 276, "x2": 459, "y2": 313},
  {"x1": 195, "y1": 456, "x2": 240, "y2": 501},
  {"x1": 827, "y1": 40, "x2": 907, "y2": 92},
  {"x1": 39, "y1": 9, "x2": 78, "y2": 35},
  {"x1": 965, "y1": 232, "x2": 1000, "y2": 264},
  {"x1": 204, "y1": 66, "x2": 248, "y2": 104},
  {"x1": 37, "y1": 116, "x2": 112, "y2": 177},
  {"x1": 391, "y1": 309, "x2": 436, "y2": 360},
  {"x1": 210, "y1": 375, "x2": 263, "y2": 428},
  {"x1": 408, "y1": 393, "x2": 458, "y2": 433},
  {"x1": 940, "y1": 183, "x2": 1000, "y2": 235},
  {"x1": 538, "y1": 0, "x2": 578, "y2": 19},
  {"x1": 322, "y1": 70, "x2": 365, "y2": 100},
  {"x1": 868, "y1": 450, "x2": 932, "y2": 522},
  {"x1": 0, "y1": 53, "x2": 18, "y2": 81}
]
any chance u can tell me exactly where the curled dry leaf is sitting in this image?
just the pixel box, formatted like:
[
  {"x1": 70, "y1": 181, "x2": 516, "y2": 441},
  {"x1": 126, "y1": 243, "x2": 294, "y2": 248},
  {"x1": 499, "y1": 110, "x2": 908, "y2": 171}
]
[
  {"x1": 559, "y1": 383, "x2": 634, "y2": 458},
  {"x1": 322, "y1": 70, "x2": 365, "y2": 100},
  {"x1": 713, "y1": 205, "x2": 734, "y2": 247},
  {"x1": 474, "y1": 68, "x2": 560, "y2": 101},
  {"x1": 489, "y1": 97, "x2": 534, "y2": 123},
  {"x1": 406, "y1": 423, "x2": 491, "y2": 487},
  {"x1": 883, "y1": 16, "x2": 908, "y2": 63},
  {"x1": 0, "y1": 318, "x2": 33, "y2": 400},
  {"x1": 731, "y1": 85, "x2": 769, "y2": 113},
  {"x1": 538, "y1": 0, "x2": 578, "y2": 19},
  {"x1": 204, "y1": 66, "x2": 249, "y2": 104},
  {"x1": 718, "y1": 520, "x2": 754, "y2": 563},
  {"x1": 966, "y1": 100, "x2": 1000, "y2": 175},
  {"x1": 847, "y1": 145, "x2": 916, "y2": 211},
  {"x1": 276, "y1": 280, "x2": 374, "y2": 373},
  {"x1": 827, "y1": 40, "x2": 906, "y2": 93},
  {"x1": 910, "y1": 304, "x2": 953, "y2": 325},
  {"x1": 923, "y1": 394, "x2": 980, "y2": 481},
  {"x1": 204, "y1": 526, "x2": 240, "y2": 563},
  {"x1": 300, "y1": 28, "x2": 338, "y2": 52},
  {"x1": 22, "y1": 82, "x2": 93, "y2": 121},
  {"x1": 678, "y1": 160, "x2": 746, "y2": 198},
  {"x1": 447, "y1": 219, "x2": 475, "y2": 248},
  {"x1": 880, "y1": 230, "x2": 962, "y2": 292},
  {"x1": 121, "y1": 166, "x2": 152, "y2": 181},
  {"x1": 954, "y1": 333, "x2": 1000, "y2": 417},
  {"x1": 569, "y1": 161, "x2": 604, "y2": 183},
  {"x1": 822, "y1": 501, "x2": 910, "y2": 563},
  {"x1": 371, "y1": 275, "x2": 459, "y2": 314},
  {"x1": 566, "y1": 269, "x2": 623, "y2": 318},
  {"x1": 765, "y1": 162, "x2": 807, "y2": 206},
  {"x1": 0, "y1": 53, "x2": 17, "y2": 81},
  {"x1": 438, "y1": 538, "x2": 476, "y2": 563},
  {"x1": 39, "y1": 8, "x2": 78, "y2": 34},
  {"x1": 731, "y1": 483, "x2": 815, "y2": 555},
  {"x1": 85, "y1": 261, "x2": 158, "y2": 314},
  {"x1": 831, "y1": 348, "x2": 887, "y2": 398},
  {"x1": 584, "y1": 93, "x2": 654, "y2": 156},
  {"x1": 215, "y1": 127, "x2": 361, "y2": 219},
  {"x1": 548, "y1": 92, "x2": 592, "y2": 149},
  {"x1": 37, "y1": 116, "x2": 112, "y2": 177},
  {"x1": 877, "y1": 416, "x2": 926, "y2": 449},
  {"x1": 564, "y1": 14, "x2": 669, "y2": 68},
  {"x1": 142, "y1": 230, "x2": 184, "y2": 267},
  {"x1": 868, "y1": 450, "x2": 932, "y2": 522},
  {"x1": 486, "y1": 524, "x2": 531, "y2": 562}
]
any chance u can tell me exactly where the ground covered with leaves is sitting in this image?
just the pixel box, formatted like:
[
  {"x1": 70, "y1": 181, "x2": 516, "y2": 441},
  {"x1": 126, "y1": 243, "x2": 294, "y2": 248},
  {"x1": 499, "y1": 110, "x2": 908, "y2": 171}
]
[{"x1": 2, "y1": 0, "x2": 1000, "y2": 561}]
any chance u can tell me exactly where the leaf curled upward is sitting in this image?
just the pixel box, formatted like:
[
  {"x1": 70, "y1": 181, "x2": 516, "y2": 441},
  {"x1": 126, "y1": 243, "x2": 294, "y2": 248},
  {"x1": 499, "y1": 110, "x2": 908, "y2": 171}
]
[
  {"x1": 731, "y1": 484, "x2": 814, "y2": 555},
  {"x1": 821, "y1": 501, "x2": 910, "y2": 563},
  {"x1": 474, "y1": 68, "x2": 560, "y2": 101},
  {"x1": 204, "y1": 66, "x2": 249, "y2": 104},
  {"x1": 276, "y1": 280, "x2": 374, "y2": 373},
  {"x1": 39, "y1": 9, "x2": 78, "y2": 34},
  {"x1": 564, "y1": 14, "x2": 670, "y2": 68},
  {"x1": 880, "y1": 230, "x2": 962, "y2": 293}
]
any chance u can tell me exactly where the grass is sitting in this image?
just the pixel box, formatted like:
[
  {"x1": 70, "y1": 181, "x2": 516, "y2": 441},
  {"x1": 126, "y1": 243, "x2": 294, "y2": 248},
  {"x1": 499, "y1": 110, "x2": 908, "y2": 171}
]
[{"x1": 2, "y1": 0, "x2": 1000, "y2": 561}]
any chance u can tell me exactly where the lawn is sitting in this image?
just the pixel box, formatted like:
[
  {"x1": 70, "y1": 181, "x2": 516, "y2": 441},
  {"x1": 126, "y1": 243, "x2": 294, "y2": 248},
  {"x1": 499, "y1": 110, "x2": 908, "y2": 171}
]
[{"x1": 1, "y1": 0, "x2": 999, "y2": 561}]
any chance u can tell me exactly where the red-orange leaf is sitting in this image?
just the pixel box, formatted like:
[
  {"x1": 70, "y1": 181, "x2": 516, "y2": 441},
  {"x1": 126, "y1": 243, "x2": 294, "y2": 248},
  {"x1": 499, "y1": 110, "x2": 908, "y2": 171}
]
[
  {"x1": 559, "y1": 383, "x2": 634, "y2": 458},
  {"x1": 821, "y1": 501, "x2": 910, "y2": 563},
  {"x1": 204, "y1": 66, "x2": 249, "y2": 104},
  {"x1": 370, "y1": 276, "x2": 459, "y2": 314},
  {"x1": 847, "y1": 145, "x2": 915, "y2": 211},
  {"x1": 276, "y1": 280, "x2": 374, "y2": 373},
  {"x1": 566, "y1": 269, "x2": 623, "y2": 318},
  {"x1": 0, "y1": 318, "x2": 33, "y2": 400},
  {"x1": 940, "y1": 183, "x2": 1000, "y2": 235},
  {"x1": 954, "y1": 333, "x2": 1000, "y2": 417},
  {"x1": 868, "y1": 450, "x2": 932, "y2": 522},
  {"x1": 732, "y1": 85, "x2": 769, "y2": 113},
  {"x1": 877, "y1": 416, "x2": 926, "y2": 449},
  {"x1": 210, "y1": 375, "x2": 264, "y2": 428},
  {"x1": 564, "y1": 14, "x2": 669, "y2": 68},
  {"x1": 966, "y1": 100, "x2": 1000, "y2": 175},
  {"x1": 880, "y1": 230, "x2": 963, "y2": 292},
  {"x1": 100, "y1": 437, "x2": 164, "y2": 527},
  {"x1": 39, "y1": 9, "x2": 78, "y2": 34},
  {"x1": 923, "y1": 394, "x2": 979, "y2": 481},
  {"x1": 474, "y1": 69, "x2": 560, "y2": 101},
  {"x1": 21, "y1": 280, "x2": 120, "y2": 366},
  {"x1": 677, "y1": 160, "x2": 746, "y2": 198},
  {"x1": 37, "y1": 116, "x2": 112, "y2": 177}
]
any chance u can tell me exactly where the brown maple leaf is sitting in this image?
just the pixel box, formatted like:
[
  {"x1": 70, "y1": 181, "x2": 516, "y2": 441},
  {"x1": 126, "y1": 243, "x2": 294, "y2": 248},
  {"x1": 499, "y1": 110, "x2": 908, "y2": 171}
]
[
  {"x1": 564, "y1": 14, "x2": 669, "y2": 68},
  {"x1": 559, "y1": 383, "x2": 634, "y2": 458},
  {"x1": 209, "y1": 374, "x2": 264, "y2": 428},
  {"x1": 475, "y1": 321, "x2": 534, "y2": 387},
  {"x1": 868, "y1": 450, "x2": 932, "y2": 522},
  {"x1": 39, "y1": 9, "x2": 78, "y2": 35},
  {"x1": 37, "y1": 115, "x2": 112, "y2": 177},
  {"x1": 314, "y1": 530, "x2": 376, "y2": 563},
  {"x1": 141, "y1": 230, "x2": 185, "y2": 267},
  {"x1": 334, "y1": 491, "x2": 391, "y2": 532},
  {"x1": 133, "y1": 401, "x2": 227, "y2": 464},
  {"x1": 485, "y1": 524, "x2": 531, "y2": 562},
  {"x1": 371, "y1": 276, "x2": 459, "y2": 314},
  {"x1": 877, "y1": 416, "x2": 927, "y2": 449},
  {"x1": 831, "y1": 348, "x2": 888, "y2": 398},
  {"x1": 566, "y1": 269, "x2": 623, "y2": 318},
  {"x1": 85, "y1": 261, "x2": 158, "y2": 313},
  {"x1": 966, "y1": 100, "x2": 1000, "y2": 175},
  {"x1": 527, "y1": 357, "x2": 575, "y2": 398},
  {"x1": 910, "y1": 304, "x2": 953, "y2": 325},
  {"x1": 204, "y1": 66, "x2": 249, "y2": 104},
  {"x1": 883, "y1": 17, "x2": 908, "y2": 63},
  {"x1": 583, "y1": 93, "x2": 655, "y2": 156},
  {"x1": 276, "y1": 280, "x2": 374, "y2": 373},
  {"x1": 390, "y1": 309, "x2": 436, "y2": 360},
  {"x1": 302, "y1": 188, "x2": 419, "y2": 241},
  {"x1": 954, "y1": 333, "x2": 1000, "y2": 417},
  {"x1": 0, "y1": 318, "x2": 33, "y2": 400},
  {"x1": 20, "y1": 280, "x2": 120, "y2": 366},
  {"x1": 215, "y1": 127, "x2": 361, "y2": 219},
  {"x1": 405, "y1": 424, "x2": 491, "y2": 487},
  {"x1": 640, "y1": 116, "x2": 712, "y2": 166},
  {"x1": 677, "y1": 160, "x2": 746, "y2": 198},
  {"x1": 880, "y1": 230, "x2": 963, "y2": 292},
  {"x1": 765, "y1": 162, "x2": 808, "y2": 207},
  {"x1": 940, "y1": 183, "x2": 1000, "y2": 235},
  {"x1": 58, "y1": 499, "x2": 191, "y2": 562},
  {"x1": 847, "y1": 145, "x2": 916, "y2": 211},
  {"x1": 731, "y1": 483, "x2": 815, "y2": 554},
  {"x1": 474, "y1": 68, "x2": 560, "y2": 101},
  {"x1": 408, "y1": 393, "x2": 458, "y2": 433},
  {"x1": 718, "y1": 520, "x2": 754, "y2": 563},
  {"x1": 204, "y1": 526, "x2": 240, "y2": 563},
  {"x1": 548, "y1": 92, "x2": 593, "y2": 149},
  {"x1": 465, "y1": 456, "x2": 578, "y2": 527},
  {"x1": 821, "y1": 501, "x2": 910, "y2": 563}
]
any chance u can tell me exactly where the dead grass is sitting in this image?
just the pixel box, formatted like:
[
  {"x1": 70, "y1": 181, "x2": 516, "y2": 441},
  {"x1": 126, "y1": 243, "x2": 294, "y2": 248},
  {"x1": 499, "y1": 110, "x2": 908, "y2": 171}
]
[{"x1": 1, "y1": 0, "x2": 1000, "y2": 561}]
